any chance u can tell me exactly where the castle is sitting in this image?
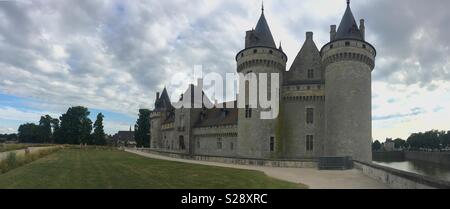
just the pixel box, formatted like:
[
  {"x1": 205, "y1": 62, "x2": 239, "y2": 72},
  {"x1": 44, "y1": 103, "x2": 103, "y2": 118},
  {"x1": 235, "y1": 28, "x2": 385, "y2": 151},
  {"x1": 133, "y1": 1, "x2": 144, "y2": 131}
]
[{"x1": 149, "y1": 1, "x2": 376, "y2": 162}]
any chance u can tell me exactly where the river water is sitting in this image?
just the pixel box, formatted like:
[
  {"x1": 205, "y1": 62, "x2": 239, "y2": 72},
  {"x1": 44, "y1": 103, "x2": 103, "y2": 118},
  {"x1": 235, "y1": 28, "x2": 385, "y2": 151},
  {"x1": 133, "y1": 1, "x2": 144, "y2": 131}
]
[{"x1": 373, "y1": 160, "x2": 450, "y2": 182}]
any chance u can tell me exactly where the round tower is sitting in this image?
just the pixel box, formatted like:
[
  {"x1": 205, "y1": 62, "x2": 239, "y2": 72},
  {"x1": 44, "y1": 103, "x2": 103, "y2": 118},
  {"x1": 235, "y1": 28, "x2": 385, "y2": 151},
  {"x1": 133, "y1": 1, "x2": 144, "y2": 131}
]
[
  {"x1": 321, "y1": 0, "x2": 376, "y2": 162},
  {"x1": 150, "y1": 111, "x2": 162, "y2": 149},
  {"x1": 236, "y1": 7, "x2": 287, "y2": 158}
]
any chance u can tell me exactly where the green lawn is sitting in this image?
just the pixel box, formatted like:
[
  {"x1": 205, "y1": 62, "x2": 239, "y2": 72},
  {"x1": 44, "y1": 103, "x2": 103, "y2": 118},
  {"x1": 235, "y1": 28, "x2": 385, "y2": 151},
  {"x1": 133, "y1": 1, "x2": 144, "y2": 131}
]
[{"x1": 0, "y1": 148, "x2": 306, "y2": 189}]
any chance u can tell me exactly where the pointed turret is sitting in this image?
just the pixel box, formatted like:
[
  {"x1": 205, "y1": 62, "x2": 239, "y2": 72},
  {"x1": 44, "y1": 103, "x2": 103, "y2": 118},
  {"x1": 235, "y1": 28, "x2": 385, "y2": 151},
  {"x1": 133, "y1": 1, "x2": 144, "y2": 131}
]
[
  {"x1": 154, "y1": 87, "x2": 173, "y2": 111},
  {"x1": 245, "y1": 4, "x2": 276, "y2": 48},
  {"x1": 335, "y1": 0, "x2": 363, "y2": 40}
]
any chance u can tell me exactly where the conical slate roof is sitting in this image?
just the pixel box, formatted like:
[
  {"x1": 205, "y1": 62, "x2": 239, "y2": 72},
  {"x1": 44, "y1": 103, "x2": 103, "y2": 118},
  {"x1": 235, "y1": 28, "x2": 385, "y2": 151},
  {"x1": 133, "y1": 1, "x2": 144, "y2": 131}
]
[
  {"x1": 335, "y1": 1, "x2": 363, "y2": 40},
  {"x1": 252, "y1": 11, "x2": 277, "y2": 48},
  {"x1": 154, "y1": 87, "x2": 173, "y2": 111}
]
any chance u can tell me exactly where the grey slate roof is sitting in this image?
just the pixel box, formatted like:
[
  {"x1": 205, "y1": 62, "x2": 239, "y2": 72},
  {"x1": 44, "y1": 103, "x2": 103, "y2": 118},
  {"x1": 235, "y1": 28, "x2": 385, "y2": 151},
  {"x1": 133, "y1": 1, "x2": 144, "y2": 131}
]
[
  {"x1": 335, "y1": 2, "x2": 363, "y2": 40},
  {"x1": 195, "y1": 101, "x2": 238, "y2": 128},
  {"x1": 247, "y1": 11, "x2": 276, "y2": 48},
  {"x1": 285, "y1": 32, "x2": 323, "y2": 84},
  {"x1": 154, "y1": 87, "x2": 173, "y2": 112}
]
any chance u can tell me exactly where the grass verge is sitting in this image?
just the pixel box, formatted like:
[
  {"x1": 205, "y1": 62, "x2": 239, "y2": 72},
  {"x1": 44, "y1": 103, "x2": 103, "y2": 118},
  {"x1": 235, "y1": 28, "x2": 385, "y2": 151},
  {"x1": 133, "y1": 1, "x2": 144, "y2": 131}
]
[
  {"x1": 0, "y1": 147, "x2": 61, "y2": 174},
  {"x1": 0, "y1": 148, "x2": 307, "y2": 189}
]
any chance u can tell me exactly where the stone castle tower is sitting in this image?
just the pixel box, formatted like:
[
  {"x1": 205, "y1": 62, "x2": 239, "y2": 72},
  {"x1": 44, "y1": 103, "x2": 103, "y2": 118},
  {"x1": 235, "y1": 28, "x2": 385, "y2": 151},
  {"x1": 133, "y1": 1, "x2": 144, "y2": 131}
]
[
  {"x1": 321, "y1": 0, "x2": 376, "y2": 162},
  {"x1": 148, "y1": 0, "x2": 376, "y2": 163},
  {"x1": 236, "y1": 5, "x2": 287, "y2": 159}
]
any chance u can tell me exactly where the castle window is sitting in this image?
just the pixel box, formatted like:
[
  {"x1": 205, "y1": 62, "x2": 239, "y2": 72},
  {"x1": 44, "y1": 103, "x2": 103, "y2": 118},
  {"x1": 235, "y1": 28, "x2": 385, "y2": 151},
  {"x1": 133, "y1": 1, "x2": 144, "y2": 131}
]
[
  {"x1": 197, "y1": 139, "x2": 200, "y2": 149},
  {"x1": 345, "y1": 41, "x2": 350, "y2": 46},
  {"x1": 362, "y1": 44, "x2": 366, "y2": 49},
  {"x1": 330, "y1": 44, "x2": 334, "y2": 49},
  {"x1": 179, "y1": 135, "x2": 185, "y2": 150},
  {"x1": 307, "y1": 69, "x2": 314, "y2": 79},
  {"x1": 317, "y1": 85, "x2": 321, "y2": 90},
  {"x1": 269, "y1": 136, "x2": 275, "y2": 152},
  {"x1": 241, "y1": 53, "x2": 244, "y2": 57},
  {"x1": 230, "y1": 142, "x2": 234, "y2": 151},
  {"x1": 253, "y1": 49, "x2": 258, "y2": 53},
  {"x1": 307, "y1": 86, "x2": 311, "y2": 90},
  {"x1": 217, "y1": 138, "x2": 223, "y2": 150},
  {"x1": 269, "y1": 50, "x2": 273, "y2": 54},
  {"x1": 306, "y1": 135, "x2": 314, "y2": 151},
  {"x1": 245, "y1": 105, "x2": 252, "y2": 118},
  {"x1": 306, "y1": 108, "x2": 314, "y2": 124}
]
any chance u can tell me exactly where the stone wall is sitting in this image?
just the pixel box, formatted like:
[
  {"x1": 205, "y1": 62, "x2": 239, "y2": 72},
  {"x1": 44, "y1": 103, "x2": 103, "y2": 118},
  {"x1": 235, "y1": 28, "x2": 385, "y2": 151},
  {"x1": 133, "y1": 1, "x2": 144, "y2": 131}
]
[
  {"x1": 137, "y1": 148, "x2": 317, "y2": 168},
  {"x1": 282, "y1": 89, "x2": 325, "y2": 159},
  {"x1": 405, "y1": 151, "x2": 450, "y2": 166},
  {"x1": 354, "y1": 161, "x2": 450, "y2": 189},
  {"x1": 192, "y1": 125, "x2": 237, "y2": 157}
]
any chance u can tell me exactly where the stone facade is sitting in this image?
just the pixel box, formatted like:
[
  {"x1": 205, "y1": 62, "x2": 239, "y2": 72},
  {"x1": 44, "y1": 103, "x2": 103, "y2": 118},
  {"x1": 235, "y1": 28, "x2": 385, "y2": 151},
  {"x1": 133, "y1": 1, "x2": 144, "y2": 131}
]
[{"x1": 148, "y1": 1, "x2": 376, "y2": 162}]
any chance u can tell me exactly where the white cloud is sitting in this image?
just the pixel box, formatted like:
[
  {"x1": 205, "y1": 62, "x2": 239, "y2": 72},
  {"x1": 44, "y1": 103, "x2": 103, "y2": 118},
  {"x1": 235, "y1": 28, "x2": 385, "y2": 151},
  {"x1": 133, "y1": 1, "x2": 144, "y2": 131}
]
[
  {"x1": 0, "y1": 0, "x2": 449, "y2": 138},
  {"x1": 0, "y1": 106, "x2": 58, "y2": 122}
]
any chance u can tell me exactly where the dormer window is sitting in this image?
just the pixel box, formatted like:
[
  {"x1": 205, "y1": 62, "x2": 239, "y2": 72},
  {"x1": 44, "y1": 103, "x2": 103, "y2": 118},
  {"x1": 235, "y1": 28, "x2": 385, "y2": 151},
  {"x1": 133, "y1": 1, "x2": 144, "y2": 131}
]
[{"x1": 307, "y1": 69, "x2": 314, "y2": 79}]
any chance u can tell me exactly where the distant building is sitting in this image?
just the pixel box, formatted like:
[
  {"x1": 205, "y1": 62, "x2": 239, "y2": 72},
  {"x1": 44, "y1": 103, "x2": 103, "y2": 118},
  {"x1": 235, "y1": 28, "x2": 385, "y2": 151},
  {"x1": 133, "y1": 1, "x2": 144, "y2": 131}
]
[
  {"x1": 112, "y1": 127, "x2": 136, "y2": 147},
  {"x1": 383, "y1": 139, "x2": 396, "y2": 152}
]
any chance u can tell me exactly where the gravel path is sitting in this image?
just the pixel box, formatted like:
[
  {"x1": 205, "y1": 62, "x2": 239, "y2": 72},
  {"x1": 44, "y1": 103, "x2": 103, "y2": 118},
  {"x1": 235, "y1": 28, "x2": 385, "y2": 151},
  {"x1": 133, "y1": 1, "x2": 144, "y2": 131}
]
[{"x1": 126, "y1": 149, "x2": 389, "y2": 189}]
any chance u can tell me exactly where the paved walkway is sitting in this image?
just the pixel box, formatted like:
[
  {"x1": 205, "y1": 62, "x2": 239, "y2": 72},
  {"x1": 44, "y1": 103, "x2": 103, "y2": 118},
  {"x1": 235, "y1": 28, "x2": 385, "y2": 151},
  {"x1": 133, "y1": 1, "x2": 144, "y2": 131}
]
[
  {"x1": 0, "y1": 146, "x2": 55, "y2": 162},
  {"x1": 126, "y1": 149, "x2": 389, "y2": 189}
]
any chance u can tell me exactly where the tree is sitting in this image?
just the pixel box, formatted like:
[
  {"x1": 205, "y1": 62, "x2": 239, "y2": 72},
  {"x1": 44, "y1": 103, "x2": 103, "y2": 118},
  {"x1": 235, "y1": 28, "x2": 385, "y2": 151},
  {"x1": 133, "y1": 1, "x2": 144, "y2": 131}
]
[
  {"x1": 407, "y1": 130, "x2": 442, "y2": 150},
  {"x1": 58, "y1": 106, "x2": 92, "y2": 145},
  {"x1": 39, "y1": 115, "x2": 53, "y2": 143},
  {"x1": 393, "y1": 138, "x2": 407, "y2": 149},
  {"x1": 134, "y1": 109, "x2": 151, "y2": 147},
  {"x1": 92, "y1": 113, "x2": 106, "y2": 145},
  {"x1": 372, "y1": 140, "x2": 382, "y2": 151},
  {"x1": 18, "y1": 123, "x2": 40, "y2": 143},
  {"x1": 442, "y1": 131, "x2": 450, "y2": 148},
  {"x1": 50, "y1": 118, "x2": 60, "y2": 143}
]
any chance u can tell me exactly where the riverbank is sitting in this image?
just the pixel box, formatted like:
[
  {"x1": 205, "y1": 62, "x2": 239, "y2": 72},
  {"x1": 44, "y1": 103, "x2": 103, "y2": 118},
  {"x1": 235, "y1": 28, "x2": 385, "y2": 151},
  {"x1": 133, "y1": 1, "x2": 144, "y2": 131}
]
[{"x1": 374, "y1": 151, "x2": 450, "y2": 166}]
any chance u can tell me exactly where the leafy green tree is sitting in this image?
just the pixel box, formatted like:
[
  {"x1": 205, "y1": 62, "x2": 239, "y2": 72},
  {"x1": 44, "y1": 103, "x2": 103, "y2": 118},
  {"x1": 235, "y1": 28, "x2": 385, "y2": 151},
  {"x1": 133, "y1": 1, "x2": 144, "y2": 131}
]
[
  {"x1": 18, "y1": 123, "x2": 40, "y2": 143},
  {"x1": 92, "y1": 113, "x2": 106, "y2": 145},
  {"x1": 134, "y1": 109, "x2": 151, "y2": 147},
  {"x1": 442, "y1": 131, "x2": 450, "y2": 148},
  {"x1": 50, "y1": 118, "x2": 60, "y2": 143},
  {"x1": 58, "y1": 106, "x2": 93, "y2": 145},
  {"x1": 393, "y1": 138, "x2": 407, "y2": 149},
  {"x1": 39, "y1": 115, "x2": 54, "y2": 143},
  {"x1": 407, "y1": 130, "x2": 443, "y2": 150},
  {"x1": 372, "y1": 140, "x2": 382, "y2": 151}
]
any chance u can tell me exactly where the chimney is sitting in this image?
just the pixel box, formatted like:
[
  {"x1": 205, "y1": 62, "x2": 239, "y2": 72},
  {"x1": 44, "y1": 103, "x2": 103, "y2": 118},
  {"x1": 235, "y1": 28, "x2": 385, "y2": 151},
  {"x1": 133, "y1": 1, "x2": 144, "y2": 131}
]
[
  {"x1": 306, "y1": 32, "x2": 313, "y2": 40},
  {"x1": 156, "y1": 92, "x2": 160, "y2": 99},
  {"x1": 330, "y1": 25, "x2": 336, "y2": 41},
  {"x1": 360, "y1": 19, "x2": 365, "y2": 40},
  {"x1": 245, "y1": 30, "x2": 254, "y2": 48}
]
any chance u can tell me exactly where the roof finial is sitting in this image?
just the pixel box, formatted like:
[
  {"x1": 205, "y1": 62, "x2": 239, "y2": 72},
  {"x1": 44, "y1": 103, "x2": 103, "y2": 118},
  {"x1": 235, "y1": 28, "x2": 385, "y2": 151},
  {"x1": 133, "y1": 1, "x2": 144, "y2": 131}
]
[
  {"x1": 262, "y1": 0, "x2": 264, "y2": 14},
  {"x1": 347, "y1": 0, "x2": 350, "y2": 6}
]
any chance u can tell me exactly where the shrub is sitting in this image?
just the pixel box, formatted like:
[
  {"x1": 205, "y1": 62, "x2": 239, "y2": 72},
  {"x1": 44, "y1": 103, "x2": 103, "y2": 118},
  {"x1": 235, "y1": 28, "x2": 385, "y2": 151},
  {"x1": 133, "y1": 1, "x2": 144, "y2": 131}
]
[
  {"x1": 6, "y1": 152, "x2": 17, "y2": 169},
  {"x1": 0, "y1": 147, "x2": 61, "y2": 174}
]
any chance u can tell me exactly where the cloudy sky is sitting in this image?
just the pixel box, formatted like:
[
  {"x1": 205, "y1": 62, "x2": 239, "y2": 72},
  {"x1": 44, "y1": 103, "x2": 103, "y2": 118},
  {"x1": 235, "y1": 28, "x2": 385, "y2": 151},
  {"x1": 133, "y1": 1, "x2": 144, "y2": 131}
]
[{"x1": 0, "y1": 0, "x2": 449, "y2": 141}]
